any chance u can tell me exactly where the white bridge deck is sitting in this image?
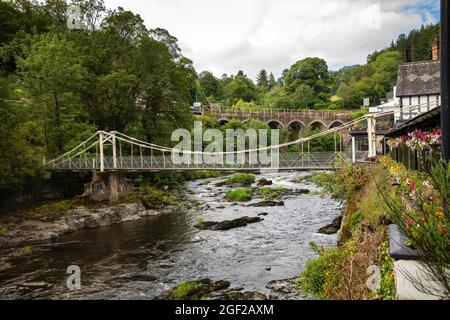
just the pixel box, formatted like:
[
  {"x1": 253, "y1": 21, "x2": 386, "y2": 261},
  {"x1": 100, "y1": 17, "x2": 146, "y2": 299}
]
[{"x1": 48, "y1": 151, "x2": 355, "y2": 171}]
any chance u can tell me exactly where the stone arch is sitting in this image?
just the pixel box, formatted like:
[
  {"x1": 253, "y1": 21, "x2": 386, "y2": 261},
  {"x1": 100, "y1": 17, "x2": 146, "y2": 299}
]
[
  {"x1": 309, "y1": 120, "x2": 326, "y2": 131},
  {"x1": 218, "y1": 118, "x2": 229, "y2": 125},
  {"x1": 328, "y1": 120, "x2": 344, "y2": 129},
  {"x1": 287, "y1": 120, "x2": 306, "y2": 131},
  {"x1": 287, "y1": 120, "x2": 306, "y2": 141},
  {"x1": 268, "y1": 119, "x2": 284, "y2": 129}
]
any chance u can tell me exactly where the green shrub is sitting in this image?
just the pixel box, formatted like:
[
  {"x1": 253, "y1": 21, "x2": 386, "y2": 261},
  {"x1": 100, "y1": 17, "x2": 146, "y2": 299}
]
[
  {"x1": 351, "y1": 109, "x2": 369, "y2": 120},
  {"x1": 380, "y1": 159, "x2": 450, "y2": 298},
  {"x1": 225, "y1": 188, "x2": 252, "y2": 201},
  {"x1": 377, "y1": 241, "x2": 396, "y2": 300},
  {"x1": 226, "y1": 173, "x2": 255, "y2": 186},
  {"x1": 24, "y1": 200, "x2": 73, "y2": 221},
  {"x1": 299, "y1": 242, "x2": 350, "y2": 299},
  {"x1": 349, "y1": 211, "x2": 363, "y2": 230},
  {"x1": 172, "y1": 281, "x2": 199, "y2": 299},
  {"x1": 259, "y1": 187, "x2": 286, "y2": 199},
  {"x1": 133, "y1": 171, "x2": 223, "y2": 189},
  {"x1": 310, "y1": 163, "x2": 368, "y2": 199},
  {"x1": 23, "y1": 246, "x2": 33, "y2": 255},
  {"x1": 140, "y1": 186, "x2": 180, "y2": 209}
]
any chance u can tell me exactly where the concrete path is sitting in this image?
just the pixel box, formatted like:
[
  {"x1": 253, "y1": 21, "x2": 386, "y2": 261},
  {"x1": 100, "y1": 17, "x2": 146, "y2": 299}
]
[{"x1": 394, "y1": 260, "x2": 445, "y2": 300}]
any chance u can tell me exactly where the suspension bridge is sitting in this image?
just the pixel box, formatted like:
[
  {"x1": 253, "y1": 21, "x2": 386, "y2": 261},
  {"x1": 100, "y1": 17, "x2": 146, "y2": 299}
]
[{"x1": 45, "y1": 102, "x2": 437, "y2": 173}]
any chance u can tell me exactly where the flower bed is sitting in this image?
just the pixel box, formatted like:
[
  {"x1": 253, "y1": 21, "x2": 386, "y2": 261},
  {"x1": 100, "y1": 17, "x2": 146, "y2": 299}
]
[
  {"x1": 378, "y1": 156, "x2": 450, "y2": 298},
  {"x1": 387, "y1": 129, "x2": 441, "y2": 152}
]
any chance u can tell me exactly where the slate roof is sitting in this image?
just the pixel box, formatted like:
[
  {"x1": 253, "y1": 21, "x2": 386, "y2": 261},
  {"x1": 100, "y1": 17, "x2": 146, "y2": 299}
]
[{"x1": 396, "y1": 60, "x2": 441, "y2": 97}]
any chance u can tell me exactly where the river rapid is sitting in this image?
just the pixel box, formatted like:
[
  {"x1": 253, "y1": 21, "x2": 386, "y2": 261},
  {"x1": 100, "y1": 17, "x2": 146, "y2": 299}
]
[{"x1": 0, "y1": 171, "x2": 343, "y2": 299}]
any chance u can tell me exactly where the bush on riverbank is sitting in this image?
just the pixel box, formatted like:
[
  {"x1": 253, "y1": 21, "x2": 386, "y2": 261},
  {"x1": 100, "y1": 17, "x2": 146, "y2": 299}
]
[
  {"x1": 225, "y1": 173, "x2": 256, "y2": 186},
  {"x1": 129, "y1": 186, "x2": 181, "y2": 210},
  {"x1": 133, "y1": 171, "x2": 223, "y2": 189},
  {"x1": 300, "y1": 164, "x2": 396, "y2": 300},
  {"x1": 171, "y1": 281, "x2": 200, "y2": 299},
  {"x1": 225, "y1": 188, "x2": 253, "y2": 202},
  {"x1": 310, "y1": 163, "x2": 369, "y2": 199},
  {"x1": 379, "y1": 156, "x2": 450, "y2": 298},
  {"x1": 24, "y1": 200, "x2": 74, "y2": 222},
  {"x1": 258, "y1": 187, "x2": 286, "y2": 199}
]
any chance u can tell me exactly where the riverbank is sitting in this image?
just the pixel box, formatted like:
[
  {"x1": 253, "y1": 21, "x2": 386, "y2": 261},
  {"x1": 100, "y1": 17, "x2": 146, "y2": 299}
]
[
  {"x1": 0, "y1": 171, "x2": 341, "y2": 299},
  {"x1": 0, "y1": 171, "x2": 226, "y2": 247},
  {"x1": 0, "y1": 202, "x2": 182, "y2": 246},
  {"x1": 298, "y1": 163, "x2": 396, "y2": 300}
]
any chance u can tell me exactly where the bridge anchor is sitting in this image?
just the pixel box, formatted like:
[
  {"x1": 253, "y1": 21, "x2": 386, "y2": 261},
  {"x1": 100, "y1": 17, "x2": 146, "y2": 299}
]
[{"x1": 81, "y1": 171, "x2": 133, "y2": 203}]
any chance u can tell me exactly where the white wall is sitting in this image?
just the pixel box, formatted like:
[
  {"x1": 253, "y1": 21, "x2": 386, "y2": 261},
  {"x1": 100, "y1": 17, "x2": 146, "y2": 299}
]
[{"x1": 396, "y1": 94, "x2": 440, "y2": 122}]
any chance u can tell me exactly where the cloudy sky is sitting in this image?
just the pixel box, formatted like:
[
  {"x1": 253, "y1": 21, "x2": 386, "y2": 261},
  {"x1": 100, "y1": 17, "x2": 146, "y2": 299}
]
[{"x1": 104, "y1": 0, "x2": 439, "y2": 80}]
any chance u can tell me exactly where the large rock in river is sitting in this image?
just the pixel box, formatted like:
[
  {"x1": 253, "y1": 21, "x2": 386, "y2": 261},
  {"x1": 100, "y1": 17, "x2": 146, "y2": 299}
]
[
  {"x1": 318, "y1": 216, "x2": 342, "y2": 235},
  {"x1": 160, "y1": 278, "x2": 267, "y2": 300},
  {"x1": 257, "y1": 178, "x2": 273, "y2": 186},
  {"x1": 248, "y1": 200, "x2": 285, "y2": 207},
  {"x1": 195, "y1": 216, "x2": 262, "y2": 231}
]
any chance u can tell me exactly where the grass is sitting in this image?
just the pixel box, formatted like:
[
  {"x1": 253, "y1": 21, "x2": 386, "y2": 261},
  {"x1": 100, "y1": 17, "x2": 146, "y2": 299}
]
[
  {"x1": 225, "y1": 173, "x2": 255, "y2": 186},
  {"x1": 133, "y1": 171, "x2": 223, "y2": 189},
  {"x1": 299, "y1": 164, "x2": 395, "y2": 300},
  {"x1": 137, "y1": 186, "x2": 181, "y2": 209},
  {"x1": 377, "y1": 240, "x2": 396, "y2": 300},
  {"x1": 23, "y1": 200, "x2": 74, "y2": 222},
  {"x1": 225, "y1": 188, "x2": 253, "y2": 202},
  {"x1": 309, "y1": 163, "x2": 369, "y2": 200},
  {"x1": 258, "y1": 187, "x2": 286, "y2": 199},
  {"x1": 171, "y1": 281, "x2": 199, "y2": 299},
  {"x1": 23, "y1": 246, "x2": 33, "y2": 255},
  {"x1": 196, "y1": 217, "x2": 205, "y2": 225}
]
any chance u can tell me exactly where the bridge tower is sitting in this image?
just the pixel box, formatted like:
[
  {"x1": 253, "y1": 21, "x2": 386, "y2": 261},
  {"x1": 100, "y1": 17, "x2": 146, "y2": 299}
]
[
  {"x1": 90, "y1": 131, "x2": 131, "y2": 203},
  {"x1": 366, "y1": 114, "x2": 377, "y2": 158}
]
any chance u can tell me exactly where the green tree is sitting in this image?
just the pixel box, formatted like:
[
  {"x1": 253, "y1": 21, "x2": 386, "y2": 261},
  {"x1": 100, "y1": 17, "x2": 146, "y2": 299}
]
[
  {"x1": 134, "y1": 35, "x2": 193, "y2": 144},
  {"x1": 262, "y1": 85, "x2": 296, "y2": 109},
  {"x1": 294, "y1": 84, "x2": 315, "y2": 107},
  {"x1": 198, "y1": 70, "x2": 219, "y2": 98},
  {"x1": 285, "y1": 57, "x2": 330, "y2": 100},
  {"x1": 0, "y1": 76, "x2": 46, "y2": 193},
  {"x1": 256, "y1": 69, "x2": 269, "y2": 90},
  {"x1": 268, "y1": 72, "x2": 276, "y2": 88},
  {"x1": 223, "y1": 74, "x2": 257, "y2": 105},
  {"x1": 20, "y1": 34, "x2": 90, "y2": 155}
]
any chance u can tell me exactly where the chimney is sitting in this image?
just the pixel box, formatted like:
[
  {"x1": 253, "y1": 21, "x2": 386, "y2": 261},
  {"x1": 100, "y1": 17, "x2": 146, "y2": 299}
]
[{"x1": 432, "y1": 37, "x2": 440, "y2": 60}]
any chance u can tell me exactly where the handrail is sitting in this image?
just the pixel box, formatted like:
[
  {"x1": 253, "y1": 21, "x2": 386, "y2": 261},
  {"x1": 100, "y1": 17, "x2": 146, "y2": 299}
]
[{"x1": 45, "y1": 101, "x2": 440, "y2": 166}]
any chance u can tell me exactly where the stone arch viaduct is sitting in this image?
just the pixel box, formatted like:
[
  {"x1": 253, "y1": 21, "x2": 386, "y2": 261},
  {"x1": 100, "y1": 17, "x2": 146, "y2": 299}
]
[{"x1": 208, "y1": 107, "x2": 354, "y2": 131}]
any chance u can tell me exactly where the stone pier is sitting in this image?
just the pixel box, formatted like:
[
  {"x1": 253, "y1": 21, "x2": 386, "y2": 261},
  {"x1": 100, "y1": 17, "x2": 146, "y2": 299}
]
[{"x1": 81, "y1": 171, "x2": 134, "y2": 203}]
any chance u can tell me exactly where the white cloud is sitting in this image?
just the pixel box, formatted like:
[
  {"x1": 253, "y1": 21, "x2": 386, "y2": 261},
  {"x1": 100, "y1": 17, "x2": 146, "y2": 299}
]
[{"x1": 103, "y1": 0, "x2": 438, "y2": 80}]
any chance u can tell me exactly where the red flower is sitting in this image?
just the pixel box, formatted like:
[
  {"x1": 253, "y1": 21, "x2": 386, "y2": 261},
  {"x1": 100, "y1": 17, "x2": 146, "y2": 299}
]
[
  {"x1": 405, "y1": 219, "x2": 413, "y2": 226},
  {"x1": 437, "y1": 226, "x2": 445, "y2": 234},
  {"x1": 408, "y1": 181, "x2": 416, "y2": 191}
]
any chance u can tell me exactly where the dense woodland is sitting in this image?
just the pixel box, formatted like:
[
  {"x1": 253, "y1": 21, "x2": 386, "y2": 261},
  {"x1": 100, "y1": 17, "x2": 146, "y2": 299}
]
[{"x1": 0, "y1": 0, "x2": 441, "y2": 199}]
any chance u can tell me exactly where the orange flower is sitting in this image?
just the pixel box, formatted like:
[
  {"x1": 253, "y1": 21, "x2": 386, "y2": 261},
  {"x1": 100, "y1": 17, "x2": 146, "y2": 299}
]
[{"x1": 436, "y1": 211, "x2": 445, "y2": 218}]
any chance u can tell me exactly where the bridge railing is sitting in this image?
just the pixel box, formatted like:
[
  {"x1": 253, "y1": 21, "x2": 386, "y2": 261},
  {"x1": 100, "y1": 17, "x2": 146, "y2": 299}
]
[
  {"x1": 207, "y1": 106, "x2": 354, "y2": 118},
  {"x1": 48, "y1": 151, "x2": 350, "y2": 171}
]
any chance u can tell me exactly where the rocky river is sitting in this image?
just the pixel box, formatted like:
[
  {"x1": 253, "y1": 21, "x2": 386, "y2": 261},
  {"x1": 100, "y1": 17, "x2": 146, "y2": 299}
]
[{"x1": 0, "y1": 171, "x2": 343, "y2": 299}]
